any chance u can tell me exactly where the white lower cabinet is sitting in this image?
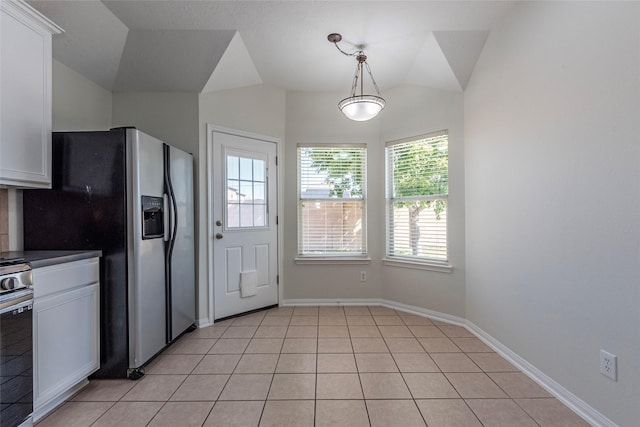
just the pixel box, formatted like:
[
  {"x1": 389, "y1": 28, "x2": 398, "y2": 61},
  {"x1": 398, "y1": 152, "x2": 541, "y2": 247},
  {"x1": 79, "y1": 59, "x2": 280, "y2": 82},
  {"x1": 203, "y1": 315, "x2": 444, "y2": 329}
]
[{"x1": 32, "y1": 258, "x2": 100, "y2": 421}]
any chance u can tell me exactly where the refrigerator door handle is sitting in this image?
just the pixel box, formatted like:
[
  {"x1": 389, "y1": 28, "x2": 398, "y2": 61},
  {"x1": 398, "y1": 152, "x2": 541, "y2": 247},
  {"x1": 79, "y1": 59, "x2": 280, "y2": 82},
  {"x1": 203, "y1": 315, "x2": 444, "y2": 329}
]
[
  {"x1": 166, "y1": 177, "x2": 178, "y2": 253},
  {"x1": 163, "y1": 144, "x2": 178, "y2": 250},
  {"x1": 163, "y1": 144, "x2": 174, "y2": 344},
  {"x1": 163, "y1": 193, "x2": 171, "y2": 242}
]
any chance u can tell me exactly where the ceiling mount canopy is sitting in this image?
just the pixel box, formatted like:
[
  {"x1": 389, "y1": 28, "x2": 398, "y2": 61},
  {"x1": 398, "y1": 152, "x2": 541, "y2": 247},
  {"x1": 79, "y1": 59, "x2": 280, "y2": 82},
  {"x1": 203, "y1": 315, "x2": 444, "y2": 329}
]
[{"x1": 328, "y1": 33, "x2": 385, "y2": 122}]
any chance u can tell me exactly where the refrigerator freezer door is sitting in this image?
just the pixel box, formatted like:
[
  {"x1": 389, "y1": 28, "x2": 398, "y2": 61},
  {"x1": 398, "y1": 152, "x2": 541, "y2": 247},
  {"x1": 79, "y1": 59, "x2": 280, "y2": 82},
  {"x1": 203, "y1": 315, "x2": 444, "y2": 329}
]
[
  {"x1": 24, "y1": 129, "x2": 130, "y2": 378},
  {"x1": 167, "y1": 145, "x2": 196, "y2": 340},
  {"x1": 127, "y1": 129, "x2": 167, "y2": 369}
]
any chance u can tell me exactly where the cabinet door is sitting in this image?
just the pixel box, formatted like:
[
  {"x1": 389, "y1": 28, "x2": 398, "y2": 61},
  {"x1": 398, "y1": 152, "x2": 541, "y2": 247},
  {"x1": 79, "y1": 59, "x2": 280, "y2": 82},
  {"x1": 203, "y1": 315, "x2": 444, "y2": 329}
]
[
  {"x1": 33, "y1": 283, "x2": 100, "y2": 411},
  {"x1": 0, "y1": 1, "x2": 61, "y2": 188}
]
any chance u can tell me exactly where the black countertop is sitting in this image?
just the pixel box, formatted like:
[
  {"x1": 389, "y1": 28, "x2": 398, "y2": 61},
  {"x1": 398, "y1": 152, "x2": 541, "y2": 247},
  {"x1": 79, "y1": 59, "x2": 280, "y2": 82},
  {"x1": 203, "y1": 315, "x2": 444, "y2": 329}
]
[{"x1": 0, "y1": 250, "x2": 102, "y2": 269}]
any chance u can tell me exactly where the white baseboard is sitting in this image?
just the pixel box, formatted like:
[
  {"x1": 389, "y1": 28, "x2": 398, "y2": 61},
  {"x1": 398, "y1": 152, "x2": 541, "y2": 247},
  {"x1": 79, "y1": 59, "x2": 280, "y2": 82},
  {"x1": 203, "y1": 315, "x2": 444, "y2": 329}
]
[
  {"x1": 196, "y1": 317, "x2": 213, "y2": 328},
  {"x1": 282, "y1": 298, "x2": 466, "y2": 326},
  {"x1": 380, "y1": 299, "x2": 466, "y2": 327},
  {"x1": 282, "y1": 297, "x2": 614, "y2": 427},
  {"x1": 281, "y1": 298, "x2": 383, "y2": 306},
  {"x1": 465, "y1": 321, "x2": 614, "y2": 427}
]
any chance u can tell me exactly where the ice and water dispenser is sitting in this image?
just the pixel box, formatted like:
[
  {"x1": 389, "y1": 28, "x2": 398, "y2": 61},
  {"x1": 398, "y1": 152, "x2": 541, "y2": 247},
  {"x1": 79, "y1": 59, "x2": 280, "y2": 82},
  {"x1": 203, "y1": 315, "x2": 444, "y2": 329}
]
[{"x1": 141, "y1": 195, "x2": 164, "y2": 239}]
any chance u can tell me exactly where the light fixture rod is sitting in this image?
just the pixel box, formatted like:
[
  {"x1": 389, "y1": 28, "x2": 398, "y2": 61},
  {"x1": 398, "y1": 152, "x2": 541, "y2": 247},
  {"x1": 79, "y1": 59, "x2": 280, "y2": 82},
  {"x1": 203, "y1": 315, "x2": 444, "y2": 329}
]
[
  {"x1": 359, "y1": 54, "x2": 365, "y2": 97},
  {"x1": 328, "y1": 33, "x2": 358, "y2": 57},
  {"x1": 360, "y1": 61, "x2": 364, "y2": 96},
  {"x1": 364, "y1": 61, "x2": 383, "y2": 98},
  {"x1": 328, "y1": 32, "x2": 385, "y2": 121}
]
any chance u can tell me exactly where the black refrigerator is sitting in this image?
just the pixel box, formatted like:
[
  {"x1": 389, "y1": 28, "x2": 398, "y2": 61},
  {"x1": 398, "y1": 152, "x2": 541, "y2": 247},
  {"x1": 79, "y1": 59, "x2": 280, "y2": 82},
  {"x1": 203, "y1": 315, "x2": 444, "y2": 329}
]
[{"x1": 23, "y1": 127, "x2": 196, "y2": 379}]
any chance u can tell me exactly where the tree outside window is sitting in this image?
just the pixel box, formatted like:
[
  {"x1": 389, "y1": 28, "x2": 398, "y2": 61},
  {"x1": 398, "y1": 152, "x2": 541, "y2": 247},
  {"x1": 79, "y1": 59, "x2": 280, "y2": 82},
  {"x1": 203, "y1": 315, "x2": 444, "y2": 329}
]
[
  {"x1": 297, "y1": 144, "x2": 367, "y2": 256},
  {"x1": 386, "y1": 132, "x2": 448, "y2": 261}
]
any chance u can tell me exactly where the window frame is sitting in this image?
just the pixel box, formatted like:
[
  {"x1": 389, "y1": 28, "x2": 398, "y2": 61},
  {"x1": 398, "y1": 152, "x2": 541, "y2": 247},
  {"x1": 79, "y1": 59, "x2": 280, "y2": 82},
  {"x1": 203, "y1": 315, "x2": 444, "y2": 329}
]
[
  {"x1": 384, "y1": 131, "x2": 452, "y2": 272},
  {"x1": 296, "y1": 143, "x2": 368, "y2": 261}
]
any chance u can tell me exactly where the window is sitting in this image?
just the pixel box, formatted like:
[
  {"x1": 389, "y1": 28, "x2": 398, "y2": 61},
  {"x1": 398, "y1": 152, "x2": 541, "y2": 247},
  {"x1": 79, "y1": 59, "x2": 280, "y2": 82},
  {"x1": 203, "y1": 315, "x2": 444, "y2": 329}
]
[
  {"x1": 386, "y1": 131, "x2": 448, "y2": 263},
  {"x1": 297, "y1": 144, "x2": 367, "y2": 257},
  {"x1": 226, "y1": 152, "x2": 267, "y2": 228}
]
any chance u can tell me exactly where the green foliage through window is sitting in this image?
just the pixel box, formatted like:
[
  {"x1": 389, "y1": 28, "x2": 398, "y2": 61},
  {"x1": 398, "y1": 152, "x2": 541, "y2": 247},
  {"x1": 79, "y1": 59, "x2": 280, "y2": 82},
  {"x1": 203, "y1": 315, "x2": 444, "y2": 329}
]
[
  {"x1": 301, "y1": 147, "x2": 364, "y2": 198},
  {"x1": 386, "y1": 132, "x2": 448, "y2": 261},
  {"x1": 297, "y1": 145, "x2": 367, "y2": 256}
]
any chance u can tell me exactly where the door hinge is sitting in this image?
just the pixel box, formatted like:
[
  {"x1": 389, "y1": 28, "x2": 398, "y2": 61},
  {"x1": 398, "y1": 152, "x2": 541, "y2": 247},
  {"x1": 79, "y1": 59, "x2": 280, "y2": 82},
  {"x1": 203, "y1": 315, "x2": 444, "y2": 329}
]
[
  {"x1": 277, "y1": 275, "x2": 280, "y2": 285},
  {"x1": 275, "y1": 156, "x2": 278, "y2": 166},
  {"x1": 276, "y1": 215, "x2": 278, "y2": 225}
]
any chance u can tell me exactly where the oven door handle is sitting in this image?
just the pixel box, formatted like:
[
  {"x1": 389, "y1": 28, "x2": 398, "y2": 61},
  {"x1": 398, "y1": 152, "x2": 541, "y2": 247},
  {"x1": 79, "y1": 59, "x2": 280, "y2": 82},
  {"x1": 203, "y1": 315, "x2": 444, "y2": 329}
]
[{"x1": 0, "y1": 293, "x2": 34, "y2": 314}]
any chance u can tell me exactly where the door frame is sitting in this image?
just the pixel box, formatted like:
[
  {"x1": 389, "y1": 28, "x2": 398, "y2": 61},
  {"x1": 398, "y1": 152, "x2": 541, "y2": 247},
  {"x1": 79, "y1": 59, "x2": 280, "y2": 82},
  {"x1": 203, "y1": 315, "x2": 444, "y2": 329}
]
[{"x1": 206, "y1": 124, "x2": 283, "y2": 323}]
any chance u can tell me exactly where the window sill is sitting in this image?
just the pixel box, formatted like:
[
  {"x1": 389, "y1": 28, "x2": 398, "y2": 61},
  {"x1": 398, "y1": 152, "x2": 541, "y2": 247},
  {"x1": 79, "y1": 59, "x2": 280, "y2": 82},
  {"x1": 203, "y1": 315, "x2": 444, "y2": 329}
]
[
  {"x1": 295, "y1": 257, "x2": 371, "y2": 265},
  {"x1": 382, "y1": 257, "x2": 453, "y2": 273}
]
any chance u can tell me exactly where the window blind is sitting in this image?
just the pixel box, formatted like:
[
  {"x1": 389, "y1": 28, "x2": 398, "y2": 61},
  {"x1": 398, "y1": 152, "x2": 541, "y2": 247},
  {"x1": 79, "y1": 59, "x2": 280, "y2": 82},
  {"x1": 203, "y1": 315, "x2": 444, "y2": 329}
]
[
  {"x1": 297, "y1": 145, "x2": 367, "y2": 256},
  {"x1": 386, "y1": 132, "x2": 448, "y2": 262}
]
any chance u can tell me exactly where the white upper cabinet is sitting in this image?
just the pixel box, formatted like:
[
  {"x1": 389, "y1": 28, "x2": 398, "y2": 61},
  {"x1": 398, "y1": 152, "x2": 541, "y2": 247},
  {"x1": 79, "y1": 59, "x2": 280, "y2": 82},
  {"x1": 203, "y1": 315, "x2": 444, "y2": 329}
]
[{"x1": 0, "y1": 0, "x2": 62, "y2": 188}]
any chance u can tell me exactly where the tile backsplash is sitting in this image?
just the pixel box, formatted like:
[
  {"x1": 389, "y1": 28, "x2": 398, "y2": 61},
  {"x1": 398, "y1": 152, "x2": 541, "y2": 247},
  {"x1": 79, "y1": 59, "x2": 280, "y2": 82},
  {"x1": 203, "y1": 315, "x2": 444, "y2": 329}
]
[{"x1": 0, "y1": 189, "x2": 8, "y2": 251}]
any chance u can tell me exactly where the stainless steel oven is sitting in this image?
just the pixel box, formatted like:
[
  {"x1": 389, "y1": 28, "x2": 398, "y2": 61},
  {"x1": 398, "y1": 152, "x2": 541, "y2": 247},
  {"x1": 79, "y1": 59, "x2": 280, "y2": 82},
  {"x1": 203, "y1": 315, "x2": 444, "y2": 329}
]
[{"x1": 0, "y1": 257, "x2": 34, "y2": 427}]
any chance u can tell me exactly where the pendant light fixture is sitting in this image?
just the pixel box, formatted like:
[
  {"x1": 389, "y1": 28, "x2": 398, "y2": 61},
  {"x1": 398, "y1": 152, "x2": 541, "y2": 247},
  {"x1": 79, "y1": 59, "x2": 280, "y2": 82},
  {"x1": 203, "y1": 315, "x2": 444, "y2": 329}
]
[{"x1": 328, "y1": 33, "x2": 385, "y2": 121}]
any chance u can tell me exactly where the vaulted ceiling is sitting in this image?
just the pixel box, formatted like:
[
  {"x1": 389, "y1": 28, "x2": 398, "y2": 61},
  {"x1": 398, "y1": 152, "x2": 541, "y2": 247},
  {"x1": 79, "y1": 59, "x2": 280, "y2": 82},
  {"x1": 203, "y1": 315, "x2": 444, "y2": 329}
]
[{"x1": 28, "y1": 1, "x2": 515, "y2": 94}]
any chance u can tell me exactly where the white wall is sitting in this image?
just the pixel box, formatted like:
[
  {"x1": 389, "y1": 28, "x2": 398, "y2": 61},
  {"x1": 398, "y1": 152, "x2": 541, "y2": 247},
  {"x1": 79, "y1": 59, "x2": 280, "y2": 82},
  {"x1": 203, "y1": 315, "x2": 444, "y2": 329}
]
[
  {"x1": 52, "y1": 60, "x2": 112, "y2": 131},
  {"x1": 198, "y1": 85, "x2": 286, "y2": 320},
  {"x1": 112, "y1": 92, "x2": 199, "y2": 155},
  {"x1": 199, "y1": 85, "x2": 286, "y2": 141},
  {"x1": 283, "y1": 86, "x2": 466, "y2": 318},
  {"x1": 196, "y1": 84, "x2": 465, "y2": 318},
  {"x1": 284, "y1": 90, "x2": 383, "y2": 300},
  {"x1": 464, "y1": 2, "x2": 640, "y2": 426},
  {"x1": 380, "y1": 85, "x2": 466, "y2": 317}
]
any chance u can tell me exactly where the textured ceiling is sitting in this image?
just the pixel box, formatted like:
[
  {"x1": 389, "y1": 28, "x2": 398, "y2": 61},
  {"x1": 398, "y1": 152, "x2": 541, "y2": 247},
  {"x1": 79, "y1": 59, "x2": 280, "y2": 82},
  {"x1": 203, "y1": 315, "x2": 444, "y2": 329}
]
[{"x1": 28, "y1": 1, "x2": 515, "y2": 93}]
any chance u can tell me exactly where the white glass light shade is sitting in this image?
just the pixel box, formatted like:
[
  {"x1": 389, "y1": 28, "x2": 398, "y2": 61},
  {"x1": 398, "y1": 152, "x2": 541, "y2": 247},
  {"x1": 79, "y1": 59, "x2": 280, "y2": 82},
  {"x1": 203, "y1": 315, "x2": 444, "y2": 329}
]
[{"x1": 338, "y1": 95, "x2": 385, "y2": 121}]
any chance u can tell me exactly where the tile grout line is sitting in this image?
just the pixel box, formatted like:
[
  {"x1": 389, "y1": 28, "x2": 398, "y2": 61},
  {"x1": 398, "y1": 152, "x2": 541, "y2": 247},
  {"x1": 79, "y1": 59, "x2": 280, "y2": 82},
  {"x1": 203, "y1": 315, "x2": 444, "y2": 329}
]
[
  {"x1": 396, "y1": 309, "x2": 432, "y2": 427},
  {"x1": 314, "y1": 310, "x2": 319, "y2": 427},
  {"x1": 430, "y1": 322, "x2": 489, "y2": 427},
  {"x1": 355, "y1": 305, "x2": 373, "y2": 427},
  {"x1": 44, "y1": 306, "x2": 583, "y2": 427},
  {"x1": 251, "y1": 310, "x2": 284, "y2": 426}
]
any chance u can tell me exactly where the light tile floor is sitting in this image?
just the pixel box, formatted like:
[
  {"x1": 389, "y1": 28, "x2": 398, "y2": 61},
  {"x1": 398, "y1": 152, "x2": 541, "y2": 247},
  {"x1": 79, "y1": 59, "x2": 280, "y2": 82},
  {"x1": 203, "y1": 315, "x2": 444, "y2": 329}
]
[{"x1": 36, "y1": 306, "x2": 591, "y2": 427}]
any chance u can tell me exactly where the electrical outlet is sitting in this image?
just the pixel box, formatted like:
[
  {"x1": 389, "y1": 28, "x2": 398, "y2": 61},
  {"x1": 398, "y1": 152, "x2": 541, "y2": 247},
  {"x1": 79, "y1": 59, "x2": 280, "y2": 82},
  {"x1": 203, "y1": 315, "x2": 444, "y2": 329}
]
[
  {"x1": 600, "y1": 349, "x2": 617, "y2": 381},
  {"x1": 359, "y1": 271, "x2": 367, "y2": 282}
]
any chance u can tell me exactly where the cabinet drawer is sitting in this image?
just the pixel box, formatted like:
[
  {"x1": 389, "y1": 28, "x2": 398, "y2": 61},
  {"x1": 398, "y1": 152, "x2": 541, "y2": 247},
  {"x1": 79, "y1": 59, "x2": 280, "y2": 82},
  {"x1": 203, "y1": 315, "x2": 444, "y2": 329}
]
[{"x1": 33, "y1": 258, "x2": 99, "y2": 298}]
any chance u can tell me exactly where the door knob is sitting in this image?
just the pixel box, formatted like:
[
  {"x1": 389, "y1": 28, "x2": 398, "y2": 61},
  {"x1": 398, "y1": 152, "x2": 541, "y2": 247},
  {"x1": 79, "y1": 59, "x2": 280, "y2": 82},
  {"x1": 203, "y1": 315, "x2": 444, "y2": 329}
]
[{"x1": 215, "y1": 233, "x2": 224, "y2": 239}]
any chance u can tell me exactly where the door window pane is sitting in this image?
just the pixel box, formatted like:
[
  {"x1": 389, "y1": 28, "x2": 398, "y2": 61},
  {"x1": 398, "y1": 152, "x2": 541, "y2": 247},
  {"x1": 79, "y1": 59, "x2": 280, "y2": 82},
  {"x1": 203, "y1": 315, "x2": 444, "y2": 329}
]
[
  {"x1": 254, "y1": 205, "x2": 266, "y2": 227},
  {"x1": 240, "y1": 181, "x2": 253, "y2": 201},
  {"x1": 240, "y1": 157, "x2": 253, "y2": 181},
  {"x1": 240, "y1": 204, "x2": 253, "y2": 227},
  {"x1": 227, "y1": 156, "x2": 239, "y2": 180},
  {"x1": 227, "y1": 203, "x2": 239, "y2": 227},
  {"x1": 253, "y1": 159, "x2": 265, "y2": 182},
  {"x1": 226, "y1": 153, "x2": 268, "y2": 229},
  {"x1": 254, "y1": 182, "x2": 265, "y2": 201}
]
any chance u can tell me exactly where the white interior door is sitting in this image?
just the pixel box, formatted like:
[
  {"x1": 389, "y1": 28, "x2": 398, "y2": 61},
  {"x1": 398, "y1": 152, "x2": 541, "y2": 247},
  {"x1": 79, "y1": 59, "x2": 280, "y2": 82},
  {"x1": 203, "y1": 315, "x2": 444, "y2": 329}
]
[{"x1": 211, "y1": 129, "x2": 278, "y2": 319}]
